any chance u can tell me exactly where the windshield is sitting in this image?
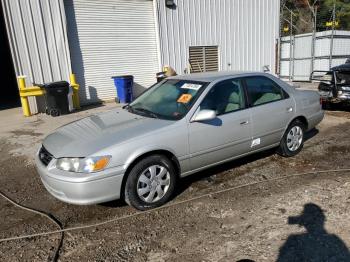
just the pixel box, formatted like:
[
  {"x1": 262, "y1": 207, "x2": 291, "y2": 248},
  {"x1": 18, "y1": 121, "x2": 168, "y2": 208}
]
[{"x1": 126, "y1": 79, "x2": 208, "y2": 120}]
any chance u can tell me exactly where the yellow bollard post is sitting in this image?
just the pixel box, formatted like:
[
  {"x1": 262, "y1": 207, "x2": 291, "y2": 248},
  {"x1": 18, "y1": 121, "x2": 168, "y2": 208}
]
[
  {"x1": 69, "y1": 73, "x2": 80, "y2": 109},
  {"x1": 18, "y1": 76, "x2": 31, "y2": 117}
]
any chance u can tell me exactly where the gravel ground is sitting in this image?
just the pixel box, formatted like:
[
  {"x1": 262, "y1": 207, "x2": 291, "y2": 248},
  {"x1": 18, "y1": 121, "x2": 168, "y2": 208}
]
[{"x1": 0, "y1": 103, "x2": 349, "y2": 262}]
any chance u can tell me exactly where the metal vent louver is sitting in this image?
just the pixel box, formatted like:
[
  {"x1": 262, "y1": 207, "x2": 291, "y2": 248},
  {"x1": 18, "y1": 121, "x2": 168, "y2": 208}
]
[{"x1": 189, "y1": 46, "x2": 218, "y2": 73}]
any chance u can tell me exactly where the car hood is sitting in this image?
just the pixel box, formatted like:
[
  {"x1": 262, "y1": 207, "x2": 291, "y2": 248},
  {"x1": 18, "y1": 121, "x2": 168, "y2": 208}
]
[
  {"x1": 331, "y1": 63, "x2": 350, "y2": 72},
  {"x1": 43, "y1": 108, "x2": 174, "y2": 158}
]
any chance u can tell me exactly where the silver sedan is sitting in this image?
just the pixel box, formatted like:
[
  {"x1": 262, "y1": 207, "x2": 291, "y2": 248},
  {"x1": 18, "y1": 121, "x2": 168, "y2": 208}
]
[{"x1": 35, "y1": 72, "x2": 324, "y2": 210}]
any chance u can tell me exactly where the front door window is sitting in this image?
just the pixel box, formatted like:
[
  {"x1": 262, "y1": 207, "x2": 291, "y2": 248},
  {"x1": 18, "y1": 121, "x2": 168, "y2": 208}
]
[{"x1": 200, "y1": 79, "x2": 246, "y2": 115}]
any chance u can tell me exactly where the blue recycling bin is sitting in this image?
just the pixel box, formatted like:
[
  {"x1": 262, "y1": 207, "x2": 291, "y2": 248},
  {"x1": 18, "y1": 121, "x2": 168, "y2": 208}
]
[{"x1": 111, "y1": 75, "x2": 134, "y2": 103}]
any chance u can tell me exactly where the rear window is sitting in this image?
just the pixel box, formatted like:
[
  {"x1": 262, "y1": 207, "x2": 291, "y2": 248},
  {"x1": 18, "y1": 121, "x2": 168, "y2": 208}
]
[{"x1": 244, "y1": 76, "x2": 288, "y2": 106}]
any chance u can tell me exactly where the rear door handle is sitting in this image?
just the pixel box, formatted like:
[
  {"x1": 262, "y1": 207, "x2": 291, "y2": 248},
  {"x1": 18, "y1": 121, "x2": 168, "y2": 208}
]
[
  {"x1": 240, "y1": 120, "x2": 249, "y2": 125},
  {"x1": 286, "y1": 107, "x2": 293, "y2": 113}
]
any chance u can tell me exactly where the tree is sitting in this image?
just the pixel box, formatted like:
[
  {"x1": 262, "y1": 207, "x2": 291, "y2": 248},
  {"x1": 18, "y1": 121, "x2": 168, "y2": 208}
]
[
  {"x1": 317, "y1": 0, "x2": 350, "y2": 30},
  {"x1": 281, "y1": 0, "x2": 350, "y2": 34}
]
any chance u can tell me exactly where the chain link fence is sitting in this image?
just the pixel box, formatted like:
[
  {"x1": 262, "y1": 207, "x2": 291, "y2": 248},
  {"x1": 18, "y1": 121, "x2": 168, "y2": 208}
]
[{"x1": 278, "y1": 0, "x2": 350, "y2": 81}]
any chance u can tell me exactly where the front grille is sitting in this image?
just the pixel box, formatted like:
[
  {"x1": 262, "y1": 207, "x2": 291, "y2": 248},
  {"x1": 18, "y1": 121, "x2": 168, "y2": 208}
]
[{"x1": 39, "y1": 146, "x2": 53, "y2": 166}]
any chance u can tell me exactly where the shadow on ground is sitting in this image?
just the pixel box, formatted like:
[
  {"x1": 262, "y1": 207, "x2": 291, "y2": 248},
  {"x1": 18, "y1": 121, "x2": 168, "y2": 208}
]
[
  {"x1": 75, "y1": 102, "x2": 106, "y2": 112},
  {"x1": 277, "y1": 203, "x2": 350, "y2": 261}
]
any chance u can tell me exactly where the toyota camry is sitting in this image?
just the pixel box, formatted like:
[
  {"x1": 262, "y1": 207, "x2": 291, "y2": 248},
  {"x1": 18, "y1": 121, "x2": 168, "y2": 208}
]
[{"x1": 36, "y1": 72, "x2": 324, "y2": 210}]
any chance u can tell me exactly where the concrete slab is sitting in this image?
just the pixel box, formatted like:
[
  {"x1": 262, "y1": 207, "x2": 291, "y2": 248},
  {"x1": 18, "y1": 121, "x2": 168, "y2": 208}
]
[{"x1": 0, "y1": 102, "x2": 119, "y2": 162}]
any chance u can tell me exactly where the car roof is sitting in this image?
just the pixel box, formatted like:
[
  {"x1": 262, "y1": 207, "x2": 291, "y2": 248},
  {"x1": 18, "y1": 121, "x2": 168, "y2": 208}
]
[{"x1": 168, "y1": 71, "x2": 265, "y2": 82}]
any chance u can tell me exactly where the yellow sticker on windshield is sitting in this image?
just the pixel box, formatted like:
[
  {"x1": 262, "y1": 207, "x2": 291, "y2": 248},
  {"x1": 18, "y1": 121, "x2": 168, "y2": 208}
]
[{"x1": 177, "y1": 94, "x2": 192, "y2": 103}]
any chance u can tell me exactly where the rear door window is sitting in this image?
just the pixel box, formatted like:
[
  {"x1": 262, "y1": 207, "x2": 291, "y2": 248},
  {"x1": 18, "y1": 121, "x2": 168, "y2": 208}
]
[{"x1": 244, "y1": 76, "x2": 288, "y2": 107}]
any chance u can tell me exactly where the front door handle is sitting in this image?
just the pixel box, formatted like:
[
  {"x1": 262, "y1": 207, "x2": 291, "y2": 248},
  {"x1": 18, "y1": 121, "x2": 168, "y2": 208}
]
[
  {"x1": 286, "y1": 107, "x2": 293, "y2": 113},
  {"x1": 240, "y1": 120, "x2": 249, "y2": 125}
]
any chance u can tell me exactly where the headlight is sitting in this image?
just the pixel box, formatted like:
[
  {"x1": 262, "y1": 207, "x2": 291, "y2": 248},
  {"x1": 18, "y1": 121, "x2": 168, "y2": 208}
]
[
  {"x1": 321, "y1": 74, "x2": 332, "y2": 81},
  {"x1": 55, "y1": 156, "x2": 111, "y2": 173}
]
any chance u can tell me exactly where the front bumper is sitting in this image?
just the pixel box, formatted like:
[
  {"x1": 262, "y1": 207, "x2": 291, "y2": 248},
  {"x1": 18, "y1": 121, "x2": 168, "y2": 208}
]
[
  {"x1": 319, "y1": 90, "x2": 350, "y2": 103},
  {"x1": 319, "y1": 90, "x2": 333, "y2": 99},
  {"x1": 35, "y1": 154, "x2": 125, "y2": 205},
  {"x1": 338, "y1": 91, "x2": 350, "y2": 102}
]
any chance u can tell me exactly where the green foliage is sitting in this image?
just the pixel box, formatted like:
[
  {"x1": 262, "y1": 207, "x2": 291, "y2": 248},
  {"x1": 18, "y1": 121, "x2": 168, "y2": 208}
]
[
  {"x1": 317, "y1": 0, "x2": 350, "y2": 30},
  {"x1": 282, "y1": 0, "x2": 350, "y2": 34}
]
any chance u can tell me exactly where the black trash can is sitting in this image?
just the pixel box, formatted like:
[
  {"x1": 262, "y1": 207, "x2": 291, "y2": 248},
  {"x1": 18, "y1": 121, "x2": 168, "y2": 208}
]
[{"x1": 43, "y1": 81, "x2": 70, "y2": 117}]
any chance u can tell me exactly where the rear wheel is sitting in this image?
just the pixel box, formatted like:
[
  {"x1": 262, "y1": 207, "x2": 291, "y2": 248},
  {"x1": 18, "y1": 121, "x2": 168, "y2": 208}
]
[
  {"x1": 277, "y1": 119, "x2": 305, "y2": 157},
  {"x1": 124, "y1": 155, "x2": 177, "y2": 210}
]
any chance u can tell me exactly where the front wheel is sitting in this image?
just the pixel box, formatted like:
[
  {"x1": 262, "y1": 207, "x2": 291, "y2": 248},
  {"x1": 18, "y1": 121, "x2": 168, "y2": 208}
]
[
  {"x1": 277, "y1": 119, "x2": 305, "y2": 157},
  {"x1": 124, "y1": 155, "x2": 177, "y2": 210}
]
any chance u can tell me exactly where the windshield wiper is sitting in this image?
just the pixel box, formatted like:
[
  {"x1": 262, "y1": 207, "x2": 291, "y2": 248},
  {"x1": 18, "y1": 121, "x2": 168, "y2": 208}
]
[{"x1": 132, "y1": 107, "x2": 159, "y2": 119}]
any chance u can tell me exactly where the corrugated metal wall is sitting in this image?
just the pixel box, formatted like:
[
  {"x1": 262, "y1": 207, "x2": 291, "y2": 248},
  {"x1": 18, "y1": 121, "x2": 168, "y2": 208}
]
[
  {"x1": 156, "y1": 0, "x2": 280, "y2": 75},
  {"x1": 65, "y1": 0, "x2": 160, "y2": 104},
  {"x1": 2, "y1": 0, "x2": 281, "y2": 109},
  {"x1": 1, "y1": 0, "x2": 71, "y2": 113}
]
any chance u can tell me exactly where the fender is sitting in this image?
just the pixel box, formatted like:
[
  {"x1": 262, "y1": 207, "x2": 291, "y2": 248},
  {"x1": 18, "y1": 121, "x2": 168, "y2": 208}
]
[{"x1": 123, "y1": 145, "x2": 182, "y2": 171}]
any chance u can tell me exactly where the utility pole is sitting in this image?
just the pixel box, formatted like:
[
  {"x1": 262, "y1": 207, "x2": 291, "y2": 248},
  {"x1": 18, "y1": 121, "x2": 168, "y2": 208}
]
[
  {"x1": 289, "y1": 11, "x2": 293, "y2": 81},
  {"x1": 310, "y1": 6, "x2": 317, "y2": 78},
  {"x1": 329, "y1": 2, "x2": 336, "y2": 69},
  {"x1": 306, "y1": 0, "x2": 319, "y2": 80}
]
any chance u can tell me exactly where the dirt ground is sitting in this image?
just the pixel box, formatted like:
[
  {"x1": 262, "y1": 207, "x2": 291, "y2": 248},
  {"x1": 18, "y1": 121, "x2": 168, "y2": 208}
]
[{"x1": 0, "y1": 103, "x2": 350, "y2": 262}]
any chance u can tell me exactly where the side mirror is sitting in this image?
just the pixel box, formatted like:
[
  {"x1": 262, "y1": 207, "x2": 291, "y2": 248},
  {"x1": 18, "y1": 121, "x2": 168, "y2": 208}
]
[{"x1": 192, "y1": 109, "x2": 216, "y2": 122}]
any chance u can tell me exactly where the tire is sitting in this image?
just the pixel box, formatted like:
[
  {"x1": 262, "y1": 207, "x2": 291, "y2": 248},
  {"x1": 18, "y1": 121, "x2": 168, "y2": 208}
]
[
  {"x1": 277, "y1": 119, "x2": 306, "y2": 157},
  {"x1": 124, "y1": 155, "x2": 177, "y2": 210},
  {"x1": 50, "y1": 109, "x2": 60, "y2": 117}
]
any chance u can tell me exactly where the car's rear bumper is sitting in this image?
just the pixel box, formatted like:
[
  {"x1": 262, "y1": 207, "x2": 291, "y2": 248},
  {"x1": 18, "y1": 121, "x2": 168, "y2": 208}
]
[
  {"x1": 35, "y1": 154, "x2": 125, "y2": 205},
  {"x1": 308, "y1": 110, "x2": 324, "y2": 131}
]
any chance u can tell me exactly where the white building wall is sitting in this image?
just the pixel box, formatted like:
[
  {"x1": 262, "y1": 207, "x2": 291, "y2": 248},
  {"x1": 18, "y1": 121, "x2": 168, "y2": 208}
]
[
  {"x1": 156, "y1": 0, "x2": 280, "y2": 74},
  {"x1": 1, "y1": 0, "x2": 71, "y2": 113}
]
